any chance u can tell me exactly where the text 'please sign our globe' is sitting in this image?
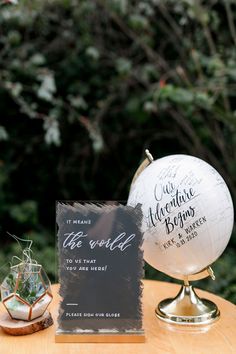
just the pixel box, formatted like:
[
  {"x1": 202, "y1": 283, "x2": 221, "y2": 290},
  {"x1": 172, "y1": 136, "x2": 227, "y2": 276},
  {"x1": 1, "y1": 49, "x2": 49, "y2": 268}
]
[{"x1": 128, "y1": 155, "x2": 234, "y2": 277}]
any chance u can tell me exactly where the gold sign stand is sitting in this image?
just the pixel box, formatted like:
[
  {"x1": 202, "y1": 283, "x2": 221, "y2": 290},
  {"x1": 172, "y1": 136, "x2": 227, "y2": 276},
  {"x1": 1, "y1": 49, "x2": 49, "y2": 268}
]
[{"x1": 55, "y1": 333, "x2": 145, "y2": 343}]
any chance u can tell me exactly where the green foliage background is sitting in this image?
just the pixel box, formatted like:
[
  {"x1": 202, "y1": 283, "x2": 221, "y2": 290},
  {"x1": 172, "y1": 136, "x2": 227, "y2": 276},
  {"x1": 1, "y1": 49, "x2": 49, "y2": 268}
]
[{"x1": 0, "y1": 0, "x2": 236, "y2": 302}]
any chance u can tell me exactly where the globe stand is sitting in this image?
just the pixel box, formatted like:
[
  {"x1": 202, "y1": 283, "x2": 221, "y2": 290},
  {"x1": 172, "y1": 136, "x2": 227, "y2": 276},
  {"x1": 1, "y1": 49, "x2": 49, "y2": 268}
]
[{"x1": 156, "y1": 277, "x2": 220, "y2": 325}]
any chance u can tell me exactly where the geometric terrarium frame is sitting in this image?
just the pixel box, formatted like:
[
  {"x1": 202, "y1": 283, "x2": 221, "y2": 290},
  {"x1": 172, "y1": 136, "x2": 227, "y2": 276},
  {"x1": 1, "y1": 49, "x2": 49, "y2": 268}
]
[
  {"x1": 1, "y1": 262, "x2": 53, "y2": 321},
  {"x1": 0, "y1": 233, "x2": 53, "y2": 323},
  {"x1": 1, "y1": 262, "x2": 52, "y2": 321}
]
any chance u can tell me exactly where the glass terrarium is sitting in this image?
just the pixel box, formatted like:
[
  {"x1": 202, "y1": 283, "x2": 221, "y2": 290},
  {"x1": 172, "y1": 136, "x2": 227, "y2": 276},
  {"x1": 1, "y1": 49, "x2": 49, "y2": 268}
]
[{"x1": 1, "y1": 262, "x2": 53, "y2": 321}]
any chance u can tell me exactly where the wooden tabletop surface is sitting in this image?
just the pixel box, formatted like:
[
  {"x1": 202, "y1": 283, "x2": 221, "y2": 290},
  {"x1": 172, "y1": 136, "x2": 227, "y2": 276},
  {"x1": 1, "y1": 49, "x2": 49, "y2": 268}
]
[{"x1": 1, "y1": 280, "x2": 236, "y2": 354}]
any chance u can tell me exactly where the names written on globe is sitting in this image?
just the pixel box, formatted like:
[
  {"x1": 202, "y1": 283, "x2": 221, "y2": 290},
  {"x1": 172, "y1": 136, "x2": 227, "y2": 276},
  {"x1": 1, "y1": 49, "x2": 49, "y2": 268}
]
[
  {"x1": 147, "y1": 181, "x2": 207, "y2": 251},
  {"x1": 56, "y1": 202, "x2": 144, "y2": 333}
]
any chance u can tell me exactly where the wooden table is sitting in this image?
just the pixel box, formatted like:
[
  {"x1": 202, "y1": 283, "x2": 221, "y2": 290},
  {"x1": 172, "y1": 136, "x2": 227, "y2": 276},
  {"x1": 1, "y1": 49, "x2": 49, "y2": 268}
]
[{"x1": 1, "y1": 280, "x2": 236, "y2": 354}]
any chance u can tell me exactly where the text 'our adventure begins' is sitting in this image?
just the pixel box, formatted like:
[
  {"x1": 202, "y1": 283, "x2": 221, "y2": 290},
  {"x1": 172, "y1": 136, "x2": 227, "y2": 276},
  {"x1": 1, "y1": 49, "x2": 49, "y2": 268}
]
[{"x1": 147, "y1": 181, "x2": 198, "y2": 234}]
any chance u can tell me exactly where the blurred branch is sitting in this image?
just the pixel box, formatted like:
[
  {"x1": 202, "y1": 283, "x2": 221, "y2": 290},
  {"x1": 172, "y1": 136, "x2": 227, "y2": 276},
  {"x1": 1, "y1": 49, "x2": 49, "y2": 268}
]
[
  {"x1": 95, "y1": 0, "x2": 168, "y2": 71},
  {"x1": 169, "y1": 109, "x2": 205, "y2": 155},
  {"x1": 195, "y1": 1, "x2": 216, "y2": 55},
  {"x1": 158, "y1": 3, "x2": 183, "y2": 40},
  {"x1": 78, "y1": 116, "x2": 105, "y2": 154},
  {"x1": 190, "y1": 49, "x2": 204, "y2": 82},
  {"x1": 202, "y1": 23, "x2": 216, "y2": 56},
  {"x1": 94, "y1": 0, "x2": 190, "y2": 87},
  {"x1": 212, "y1": 120, "x2": 232, "y2": 169},
  {"x1": 157, "y1": 19, "x2": 190, "y2": 75},
  {"x1": 224, "y1": 1, "x2": 236, "y2": 47},
  {"x1": 95, "y1": 94, "x2": 116, "y2": 124}
]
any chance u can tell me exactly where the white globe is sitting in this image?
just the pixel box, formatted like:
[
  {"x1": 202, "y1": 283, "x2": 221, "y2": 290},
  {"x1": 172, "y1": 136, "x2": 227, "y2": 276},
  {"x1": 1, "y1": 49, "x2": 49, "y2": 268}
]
[{"x1": 128, "y1": 154, "x2": 234, "y2": 277}]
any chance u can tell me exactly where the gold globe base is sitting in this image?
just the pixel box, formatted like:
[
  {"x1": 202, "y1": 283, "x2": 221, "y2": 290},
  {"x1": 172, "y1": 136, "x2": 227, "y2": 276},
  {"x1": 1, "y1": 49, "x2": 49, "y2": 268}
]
[{"x1": 156, "y1": 283, "x2": 220, "y2": 325}]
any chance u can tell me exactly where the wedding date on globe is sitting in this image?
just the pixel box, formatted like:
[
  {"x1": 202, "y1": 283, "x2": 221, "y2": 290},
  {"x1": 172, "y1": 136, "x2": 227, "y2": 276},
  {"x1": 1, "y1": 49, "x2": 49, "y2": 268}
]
[{"x1": 55, "y1": 201, "x2": 145, "y2": 343}]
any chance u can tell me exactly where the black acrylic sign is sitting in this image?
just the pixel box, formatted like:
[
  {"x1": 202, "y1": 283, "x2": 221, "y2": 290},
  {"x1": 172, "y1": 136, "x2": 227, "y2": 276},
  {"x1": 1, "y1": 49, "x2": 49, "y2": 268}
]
[{"x1": 56, "y1": 202, "x2": 144, "y2": 335}]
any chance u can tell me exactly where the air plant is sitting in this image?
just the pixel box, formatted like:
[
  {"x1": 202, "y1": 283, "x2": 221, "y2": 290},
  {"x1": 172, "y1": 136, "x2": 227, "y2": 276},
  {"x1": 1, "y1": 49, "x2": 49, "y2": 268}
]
[{"x1": 1, "y1": 234, "x2": 53, "y2": 321}]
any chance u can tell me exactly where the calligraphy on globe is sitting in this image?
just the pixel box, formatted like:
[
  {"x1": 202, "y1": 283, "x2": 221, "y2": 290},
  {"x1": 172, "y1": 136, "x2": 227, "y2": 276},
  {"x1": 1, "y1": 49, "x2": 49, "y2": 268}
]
[{"x1": 128, "y1": 155, "x2": 234, "y2": 277}]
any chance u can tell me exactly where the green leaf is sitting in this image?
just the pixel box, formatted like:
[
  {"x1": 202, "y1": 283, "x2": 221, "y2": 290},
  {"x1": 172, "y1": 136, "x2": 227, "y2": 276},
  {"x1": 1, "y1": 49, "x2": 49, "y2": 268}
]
[
  {"x1": 9, "y1": 201, "x2": 38, "y2": 226},
  {"x1": 85, "y1": 46, "x2": 100, "y2": 61},
  {"x1": 43, "y1": 118, "x2": 61, "y2": 146},
  {"x1": 155, "y1": 85, "x2": 194, "y2": 105},
  {"x1": 68, "y1": 95, "x2": 88, "y2": 110},
  {"x1": 143, "y1": 101, "x2": 156, "y2": 113},
  {"x1": 115, "y1": 58, "x2": 132, "y2": 75},
  {"x1": 37, "y1": 74, "x2": 56, "y2": 102},
  {"x1": 0, "y1": 126, "x2": 8, "y2": 141},
  {"x1": 108, "y1": 0, "x2": 128, "y2": 15},
  {"x1": 194, "y1": 92, "x2": 213, "y2": 109},
  {"x1": 171, "y1": 87, "x2": 194, "y2": 104},
  {"x1": 129, "y1": 14, "x2": 149, "y2": 30},
  {"x1": 7, "y1": 30, "x2": 21, "y2": 45},
  {"x1": 30, "y1": 54, "x2": 46, "y2": 66}
]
